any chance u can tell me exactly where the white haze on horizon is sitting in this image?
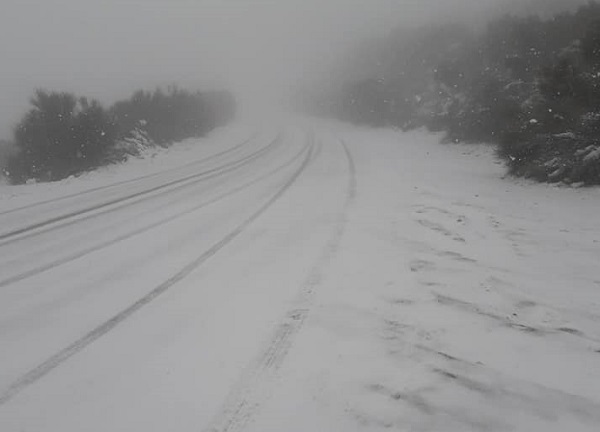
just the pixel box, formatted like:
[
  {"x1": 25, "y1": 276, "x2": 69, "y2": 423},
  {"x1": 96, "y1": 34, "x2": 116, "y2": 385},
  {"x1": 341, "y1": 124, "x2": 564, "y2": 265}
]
[{"x1": 0, "y1": 0, "x2": 580, "y2": 139}]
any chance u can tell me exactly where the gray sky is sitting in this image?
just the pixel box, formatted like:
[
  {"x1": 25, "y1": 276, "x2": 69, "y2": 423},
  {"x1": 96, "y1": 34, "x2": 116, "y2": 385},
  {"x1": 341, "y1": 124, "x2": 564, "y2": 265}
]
[{"x1": 0, "y1": 0, "x2": 537, "y2": 138}]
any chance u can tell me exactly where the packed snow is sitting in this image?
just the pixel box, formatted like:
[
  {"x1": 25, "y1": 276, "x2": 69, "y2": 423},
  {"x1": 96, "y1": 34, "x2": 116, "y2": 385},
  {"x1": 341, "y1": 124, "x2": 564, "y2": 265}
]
[{"x1": 0, "y1": 121, "x2": 598, "y2": 431}]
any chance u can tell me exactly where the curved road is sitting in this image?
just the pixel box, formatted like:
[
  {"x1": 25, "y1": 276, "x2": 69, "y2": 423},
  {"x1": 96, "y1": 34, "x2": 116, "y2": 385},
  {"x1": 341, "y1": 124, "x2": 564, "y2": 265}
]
[
  {"x1": 1, "y1": 124, "x2": 599, "y2": 432},
  {"x1": 0, "y1": 127, "x2": 356, "y2": 431}
]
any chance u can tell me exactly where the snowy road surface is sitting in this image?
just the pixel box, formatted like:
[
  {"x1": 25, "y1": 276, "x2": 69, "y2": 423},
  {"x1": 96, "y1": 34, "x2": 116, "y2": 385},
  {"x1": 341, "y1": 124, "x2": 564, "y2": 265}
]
[{"x1": 0, "y1": 122, "x2": 599, "y2": 431}]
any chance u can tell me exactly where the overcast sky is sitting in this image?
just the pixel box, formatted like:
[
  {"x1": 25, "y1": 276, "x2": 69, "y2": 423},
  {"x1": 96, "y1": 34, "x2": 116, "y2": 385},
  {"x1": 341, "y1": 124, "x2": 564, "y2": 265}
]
[{"x1": 0, "y1": 0, "x2": 547, "y2": 138}]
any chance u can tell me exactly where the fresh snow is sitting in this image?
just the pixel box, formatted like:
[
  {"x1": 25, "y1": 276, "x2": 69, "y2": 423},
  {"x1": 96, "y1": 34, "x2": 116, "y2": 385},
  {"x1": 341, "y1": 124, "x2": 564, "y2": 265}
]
[
  {"x1": 0, "y1": 124, "x2": 255, "y2": 212},
  {"x1": 0, "y1": 121, "x2": 598, "y2": 431}
]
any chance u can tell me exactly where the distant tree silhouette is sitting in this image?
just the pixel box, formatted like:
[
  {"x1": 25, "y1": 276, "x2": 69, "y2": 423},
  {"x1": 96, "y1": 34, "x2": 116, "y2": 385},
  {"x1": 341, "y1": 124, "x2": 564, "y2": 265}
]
[
  {"x1": 7, "y1": 90, "x2": 115, "y2": 183},
  {"x1": 111, "y1": 87, "x2": 235, "y2": 146},
  {"x1": 330, "y1": 1, "x2": 600, "y2": 184},
  {"x1": 6, "y1": 87, "x2": 236, "y2": 184}
]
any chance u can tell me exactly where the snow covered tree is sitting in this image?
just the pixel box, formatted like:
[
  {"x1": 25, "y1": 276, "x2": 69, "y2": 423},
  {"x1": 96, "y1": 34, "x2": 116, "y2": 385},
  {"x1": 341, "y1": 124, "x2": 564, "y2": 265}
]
[{"x1": 7, "y1": 90, "x2": 115, "y2": 183}]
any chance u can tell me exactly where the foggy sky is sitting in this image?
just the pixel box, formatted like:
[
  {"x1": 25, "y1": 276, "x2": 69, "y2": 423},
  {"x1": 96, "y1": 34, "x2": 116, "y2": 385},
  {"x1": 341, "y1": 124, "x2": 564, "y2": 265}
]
[{"x1": 0, "y1": 0, "x2": 549, "y2": 139}]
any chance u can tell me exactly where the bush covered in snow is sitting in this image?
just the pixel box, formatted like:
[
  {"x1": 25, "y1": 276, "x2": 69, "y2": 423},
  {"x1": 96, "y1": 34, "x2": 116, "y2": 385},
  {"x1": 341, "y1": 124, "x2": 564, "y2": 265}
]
[
  {"x1": 105, "y1": 124, "x2": 158, "y2": 164},
  {"x1": 111, "y1": 87, "x2": 235, "y2": 146},
  {"x1": 5, "y1": 91, "x2": 117, "y2": 183},
  {"x1": 326, "y1": 1, "x2": 600, "y2": 185},
  {"x1": 4, "y1": 87, "x2": 235, "y2": 184}
]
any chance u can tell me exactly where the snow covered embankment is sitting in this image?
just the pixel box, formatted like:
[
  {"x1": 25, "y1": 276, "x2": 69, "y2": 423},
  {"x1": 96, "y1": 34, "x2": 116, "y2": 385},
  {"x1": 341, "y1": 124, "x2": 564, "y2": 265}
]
[
  {"x1": 248, "y1": 126, "x2": 600, "y2": 432},
  {"x1": 0, "y1": 125, "x2": 252, "y2": 211},
  {"x1": 1, "y1": 121, "x2": 598, "y2": 432}
]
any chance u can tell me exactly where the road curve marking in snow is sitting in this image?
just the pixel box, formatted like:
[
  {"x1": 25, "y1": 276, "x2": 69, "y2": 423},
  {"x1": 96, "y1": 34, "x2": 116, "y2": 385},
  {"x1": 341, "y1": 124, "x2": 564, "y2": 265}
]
[
  {"x1": 0, "y1": 132, "x2": 260, "y2": 217},
  {"x1": 0, "y1": 134, "x2": 282, "y2": 246},
  {"x1": 0, "y1": 139, "x2": 309, "y2": 289},
  {"x1": 204, "y1": 137, "x2": 356, "y2": 432},
  {"x1": 0, "y1": 135, "x2": 315, "y2": 407}
]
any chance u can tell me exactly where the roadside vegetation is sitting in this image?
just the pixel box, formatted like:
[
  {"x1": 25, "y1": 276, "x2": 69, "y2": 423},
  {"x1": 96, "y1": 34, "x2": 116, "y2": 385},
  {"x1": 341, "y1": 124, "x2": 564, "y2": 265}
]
[
  {"x1": 3, "y1": 87, "x2": 235, "y2": 184},
  {"x1": 321, "y1": 1, "x2": 600, "y2": 185}
]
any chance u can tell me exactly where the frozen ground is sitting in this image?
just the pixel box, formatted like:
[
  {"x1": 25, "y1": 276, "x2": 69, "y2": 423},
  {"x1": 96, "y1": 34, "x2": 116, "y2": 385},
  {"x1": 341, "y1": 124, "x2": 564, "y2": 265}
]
[{"x1": 0, "y1": 121, "x2": 598, "y2": 431}]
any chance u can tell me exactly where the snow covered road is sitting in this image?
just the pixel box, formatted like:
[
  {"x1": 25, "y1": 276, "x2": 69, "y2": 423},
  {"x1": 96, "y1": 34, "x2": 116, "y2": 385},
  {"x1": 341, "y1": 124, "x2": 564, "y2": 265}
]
[{"x1": 1, "y1": 122, "x2": 599, "y2": 431}]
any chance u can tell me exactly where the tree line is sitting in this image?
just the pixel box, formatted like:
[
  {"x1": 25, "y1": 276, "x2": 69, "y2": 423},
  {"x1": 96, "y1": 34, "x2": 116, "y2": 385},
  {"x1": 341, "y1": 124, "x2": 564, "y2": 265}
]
[
  {"x1": 324, "y1": 1, "x2": 600, "y2": 185},
  {"x1": 3, "y1": 86, "x2": 235, "y2": 184}
]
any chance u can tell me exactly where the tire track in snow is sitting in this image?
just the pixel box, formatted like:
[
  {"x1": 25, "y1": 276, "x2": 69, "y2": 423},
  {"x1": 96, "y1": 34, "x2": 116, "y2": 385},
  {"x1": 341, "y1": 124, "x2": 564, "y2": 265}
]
[
  {"x1": 204, "y1": 137, "x2": 356, "y2": 432},
  {"x1": 0, "y1": 133, "x2": 283, "y2": 246},
  {"x1": 0, "y1": 132, "x2": 260, "y2": 217},
  {"x1": 0, "y1": 141, "x2": 309, "y2": 289},
  {"x1": 0, "y1": 135, "x2": 315, "y2": 407}
]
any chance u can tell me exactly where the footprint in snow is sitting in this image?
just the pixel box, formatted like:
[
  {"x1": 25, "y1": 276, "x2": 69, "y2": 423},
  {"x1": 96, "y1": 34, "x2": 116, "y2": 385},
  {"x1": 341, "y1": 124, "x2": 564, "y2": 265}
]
[
  {"x1": 417, "y1": 219, "x2": 466, "y2": 242},
  {"x1": 410, "y1": 259, "x2": 435, "y2": 272}
]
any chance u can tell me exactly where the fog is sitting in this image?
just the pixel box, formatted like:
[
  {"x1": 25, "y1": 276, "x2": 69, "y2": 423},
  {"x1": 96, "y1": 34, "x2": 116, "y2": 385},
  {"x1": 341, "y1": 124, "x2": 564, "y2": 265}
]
[{"x1": 0, "y1": 0, "x2": 578, "y2": 139}]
